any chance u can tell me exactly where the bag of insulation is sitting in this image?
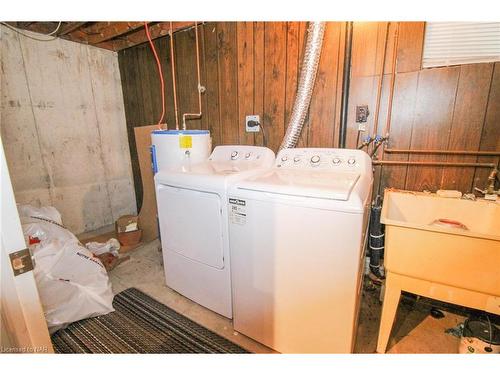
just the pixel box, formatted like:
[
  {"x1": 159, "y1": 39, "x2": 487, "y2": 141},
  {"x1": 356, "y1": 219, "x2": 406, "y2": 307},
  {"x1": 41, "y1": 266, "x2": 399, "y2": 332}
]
[{"x1": 18, "y1": 204, "x2": 114, "y2": 333}]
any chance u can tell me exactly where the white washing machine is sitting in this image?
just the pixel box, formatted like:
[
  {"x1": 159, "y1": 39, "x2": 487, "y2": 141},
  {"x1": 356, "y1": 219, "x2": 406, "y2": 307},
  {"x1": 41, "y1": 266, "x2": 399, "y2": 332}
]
[
  {"x1": 155, "y1": 145, "x2": 275, "y2": 318},
  {"x1": 228, "y1": 148, "x2": 373, "y2": 353}
]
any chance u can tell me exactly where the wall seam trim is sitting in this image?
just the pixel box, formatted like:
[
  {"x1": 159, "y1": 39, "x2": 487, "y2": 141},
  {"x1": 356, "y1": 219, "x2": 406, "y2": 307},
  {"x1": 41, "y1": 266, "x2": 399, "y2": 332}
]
[
  {"x1": 403, "y1": 70, "x2": 421, "y2": 190},
  {"x1": 440, "y1": 66, "x2": 462, "y2": 188},
  {"x1": 472, "y1": 62, "x2": 497, "y2": 187},
  {"x1": 17, "y1": 29, "x2": 55, "y2": 206},
  {"x1": 85, "y1": 44, "x2": 115, "y2": 224}
]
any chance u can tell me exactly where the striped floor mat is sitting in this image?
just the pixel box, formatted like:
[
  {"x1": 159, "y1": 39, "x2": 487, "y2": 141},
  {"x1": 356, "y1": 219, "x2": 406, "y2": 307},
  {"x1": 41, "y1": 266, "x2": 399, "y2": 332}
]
[{"x1": 51, "y1": 288, "x2": 249, "y2": 353}]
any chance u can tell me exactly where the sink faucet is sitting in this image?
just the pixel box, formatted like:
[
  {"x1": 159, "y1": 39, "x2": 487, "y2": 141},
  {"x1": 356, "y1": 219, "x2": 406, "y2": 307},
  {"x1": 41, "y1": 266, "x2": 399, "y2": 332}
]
[{"x1": 474, "y1": 167, "x2": 499, "y2": 200}]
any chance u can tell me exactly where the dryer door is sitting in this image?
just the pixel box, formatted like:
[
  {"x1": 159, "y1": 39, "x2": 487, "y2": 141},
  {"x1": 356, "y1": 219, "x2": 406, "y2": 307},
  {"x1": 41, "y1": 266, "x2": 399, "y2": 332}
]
[{"x1": 157, "y1": 184, "x2": 224, "y2": 269}]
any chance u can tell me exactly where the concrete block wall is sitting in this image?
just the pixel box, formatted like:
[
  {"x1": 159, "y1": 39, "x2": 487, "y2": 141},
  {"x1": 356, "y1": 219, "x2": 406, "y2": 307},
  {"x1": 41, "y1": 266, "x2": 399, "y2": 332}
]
[{"x1": 1, "y1": 25, "x2": 137, "y2": 234}]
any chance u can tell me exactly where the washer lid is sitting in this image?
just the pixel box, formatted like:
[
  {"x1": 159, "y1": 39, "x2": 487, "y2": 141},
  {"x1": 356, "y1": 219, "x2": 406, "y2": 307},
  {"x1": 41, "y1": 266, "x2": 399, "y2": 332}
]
[{"x1": 236, "y1": 169, "x2": 360, "y2": 201}]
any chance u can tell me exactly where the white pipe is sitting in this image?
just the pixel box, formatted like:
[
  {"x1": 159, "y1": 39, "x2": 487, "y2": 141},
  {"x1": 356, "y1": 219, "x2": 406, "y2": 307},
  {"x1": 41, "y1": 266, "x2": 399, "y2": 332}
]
[{"x1": 170, "y1": 22, "x2": 180, "y2": 130}]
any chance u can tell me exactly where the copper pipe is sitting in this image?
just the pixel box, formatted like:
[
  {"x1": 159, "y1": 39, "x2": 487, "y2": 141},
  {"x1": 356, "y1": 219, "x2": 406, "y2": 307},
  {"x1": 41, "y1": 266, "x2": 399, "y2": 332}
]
[
  {"x1": 371, "y1": 22, "x2": 390, "y2": 139},
  {"x1": 376, "y1": 23, "x2": 400, "y2": 159},
  {"x1": 182, "y1": 21, "x2": 203, "y2": 130},
  {"x1": 383, "y1": 23, "x2": 399, "y2": 138},
  {"x1": 338, "y1": 22, "x2": 353, "y2": 149},
  {"x1": 384, "y1": 149, "x2": 500, "y2": 156},
  {"x1": 170, "y1": 21, "x2": 180, "y2": 130},
  {"x1": 373, "y1": 160, "x2": 496, "y2": 168}
]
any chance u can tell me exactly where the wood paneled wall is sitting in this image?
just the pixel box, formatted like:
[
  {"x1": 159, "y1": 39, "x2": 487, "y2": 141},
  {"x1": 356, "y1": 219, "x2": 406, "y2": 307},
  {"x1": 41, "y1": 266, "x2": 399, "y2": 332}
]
[
  {"x1": 347, "y1": 22, "x2": 500, "y2": 195},
  {"x1": 118, "y1": 22, "x2": 345, "y2": 208},
  {"x1": 118, "y1": 21, "x2": 499, "y2": 207}
]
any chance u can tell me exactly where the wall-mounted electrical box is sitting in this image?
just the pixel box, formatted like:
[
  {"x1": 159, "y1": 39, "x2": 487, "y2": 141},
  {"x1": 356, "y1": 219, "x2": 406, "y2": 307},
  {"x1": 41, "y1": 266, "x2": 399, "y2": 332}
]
[
  {"x1": 246, "y1": 115, "x2": 260, "y2": 133},
  {"x1": 356, "y1": 105, "x2": 369, "y2": 132},
  {"x1": 356, "y1": 105, "x2": 369, "y2": 123}
]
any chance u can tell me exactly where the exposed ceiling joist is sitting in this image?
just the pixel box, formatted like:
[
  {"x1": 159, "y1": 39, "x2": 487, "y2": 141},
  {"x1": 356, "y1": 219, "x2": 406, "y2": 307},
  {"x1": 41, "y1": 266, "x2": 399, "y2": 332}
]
[
  {"x1": 2, "y1": 21, "x2": 198, "y2": 51},
  {"x1": 6, "y1": 21, "x2": 60, "y2": 35},
  {"x1": 99, "y1": 22, "x2": 195, "y2": 51},
  {"x1": 58, "y1": 22, "x2": 88, "y2": 36},
  {"x1": 80, "y1": 22, "x2": 113, "y2": 34},
  {"x1": 87, "y1": 22, "x2": 146, "y2": 44}
]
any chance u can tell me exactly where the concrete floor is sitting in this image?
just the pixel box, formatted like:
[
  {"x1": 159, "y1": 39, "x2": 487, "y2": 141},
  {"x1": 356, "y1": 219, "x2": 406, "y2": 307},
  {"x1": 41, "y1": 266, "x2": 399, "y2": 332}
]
[
  {"x1": 108, "y1": 238, "x2": 273, "y2": 353},
  {"x1": 355, "y1": 283, "x2": 463, "y2": 353},
  {"x1": 106, "y1": 238, "x2": 466, "y2": 354}
]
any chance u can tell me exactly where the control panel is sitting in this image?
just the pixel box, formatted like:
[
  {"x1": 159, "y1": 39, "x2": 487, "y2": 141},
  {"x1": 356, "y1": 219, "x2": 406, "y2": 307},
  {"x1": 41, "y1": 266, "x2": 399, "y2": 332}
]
[
  {"x1": 275, "y1": 148, "x2": 372, "y2": 174},
  {"x1": 208, "y1": 145, "x2": 275, "y2": 166}
]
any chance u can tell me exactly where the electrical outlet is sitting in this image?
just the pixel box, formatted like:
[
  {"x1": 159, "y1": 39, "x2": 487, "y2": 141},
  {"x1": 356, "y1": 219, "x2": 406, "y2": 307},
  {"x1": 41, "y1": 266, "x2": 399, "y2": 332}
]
[
  {"x1": 246, "y1": 115, "x2": 260, "y2": 133},
  {"x1": 356, "y1": 105, "x2": 369, "y2": 123}
]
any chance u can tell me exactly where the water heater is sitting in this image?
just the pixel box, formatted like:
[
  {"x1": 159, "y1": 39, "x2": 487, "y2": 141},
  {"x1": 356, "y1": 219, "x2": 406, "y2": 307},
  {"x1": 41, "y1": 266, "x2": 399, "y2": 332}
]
[{"x1": 150, "y1": 130, "x2": 211, "y2": 173}]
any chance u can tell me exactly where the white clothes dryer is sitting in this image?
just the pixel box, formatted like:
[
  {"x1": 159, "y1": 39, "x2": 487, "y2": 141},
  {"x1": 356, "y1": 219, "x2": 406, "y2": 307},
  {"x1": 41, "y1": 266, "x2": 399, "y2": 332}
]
[{"x1": 155, "y1": 145, "x2": 275, "y2": 318}]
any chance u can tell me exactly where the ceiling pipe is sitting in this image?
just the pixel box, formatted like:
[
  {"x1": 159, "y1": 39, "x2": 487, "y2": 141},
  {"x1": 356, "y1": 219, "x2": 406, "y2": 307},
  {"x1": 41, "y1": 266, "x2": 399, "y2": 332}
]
[
  {"x1": 338, "y1": 22, "x2": 353, "y2": 149},
  {"x1": 181, "y1": 22, "x2": 205, "y2": 130},
  {"x1": 279, "y1": 22, "x2": 326, "y2": 150},
  {"x1": 376, "y1": 23, "x2": 400, "y2": 159},
  {"x1": 370, "y1": 22, "x2": 390, "y2": 149},
  {"x1": 382, "y1": 23, "x2": 400, "y2": 139},
  {"x1": 169, "y1": 22, "x2": 180, "y2": 130}
]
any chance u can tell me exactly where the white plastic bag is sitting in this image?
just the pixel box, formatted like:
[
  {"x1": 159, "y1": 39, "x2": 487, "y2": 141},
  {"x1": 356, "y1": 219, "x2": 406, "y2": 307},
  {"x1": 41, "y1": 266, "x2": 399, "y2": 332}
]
[
  {"x1": 20, "y1": 205, "x2": 77, "y2": 246},
  {"x1": 18, "y1": 204, "x2": 114, "y2": 333},
  {"x1": 85, "y1": 238, "x2": 120, "y2": 256},
  {"x1": 18, "y1": 204, "x2": 63, "y2": 224}
]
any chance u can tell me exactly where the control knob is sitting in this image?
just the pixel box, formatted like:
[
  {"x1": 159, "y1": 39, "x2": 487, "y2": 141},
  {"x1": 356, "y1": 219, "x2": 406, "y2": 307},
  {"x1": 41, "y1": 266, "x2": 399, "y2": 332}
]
[
  {"x1": 245, "y1": 153, "x2": 251, "y2": 159},
  {"x1": 281, "y1": 155, "x2": 288, "y2": 162},
  {"x1": 293, "y1": 156, "x2": 301, "y2": 163},
  {"x1": 231, "y1": 151, "x2": 239, "y2": 160},
  {"x1": 347, "y1": 158, "x2": 356, "y2": 165},
  {"x1": 333, "y1": 157, "x2": 341, "y2": 165},
  {"x1": 310, "y1": 155, "x2": 321, "y2": 165}
]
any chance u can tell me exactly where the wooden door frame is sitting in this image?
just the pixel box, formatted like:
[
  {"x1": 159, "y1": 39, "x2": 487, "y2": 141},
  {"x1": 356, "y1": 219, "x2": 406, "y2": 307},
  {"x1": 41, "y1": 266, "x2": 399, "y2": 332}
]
[{"x1": 1, "y1": 137, "x2": 53, "y2": 353}]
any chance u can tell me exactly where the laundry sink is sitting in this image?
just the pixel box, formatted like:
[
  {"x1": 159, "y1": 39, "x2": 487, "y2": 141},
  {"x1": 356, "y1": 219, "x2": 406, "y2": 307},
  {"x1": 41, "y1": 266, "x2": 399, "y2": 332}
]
[
  {"x1": 376, "y1": 189, "x2": 500, "y2": 353},
  {"x1": 381, "y1": 189, "x2": 500, "y2": 298}
]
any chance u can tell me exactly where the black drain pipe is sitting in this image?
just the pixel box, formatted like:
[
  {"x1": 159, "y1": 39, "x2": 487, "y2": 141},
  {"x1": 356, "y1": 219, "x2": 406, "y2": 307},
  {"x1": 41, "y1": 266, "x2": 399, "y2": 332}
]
[
  {"x1": 369, "y1": 195, "x2": 385, "y2": 281},
  {"x1": 338, "y1": 21, "x2": 353, "y2": 149}
]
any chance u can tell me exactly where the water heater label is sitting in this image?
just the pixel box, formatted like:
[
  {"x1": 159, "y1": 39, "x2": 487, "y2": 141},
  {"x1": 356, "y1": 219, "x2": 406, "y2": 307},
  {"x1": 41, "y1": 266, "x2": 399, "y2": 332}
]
[
  {"x1": 229, "y1": 198, "x2": 246, "y2": 225},
  {"x1": 179, "y1": 135, "x2": 192, "y2": 148}
]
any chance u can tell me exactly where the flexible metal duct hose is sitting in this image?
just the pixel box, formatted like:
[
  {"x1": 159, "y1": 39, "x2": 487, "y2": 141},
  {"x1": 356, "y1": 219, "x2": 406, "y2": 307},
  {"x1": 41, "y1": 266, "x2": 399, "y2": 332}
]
[{"x1": 279, "y1": 22, "x2": 326, "y2": 150}]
